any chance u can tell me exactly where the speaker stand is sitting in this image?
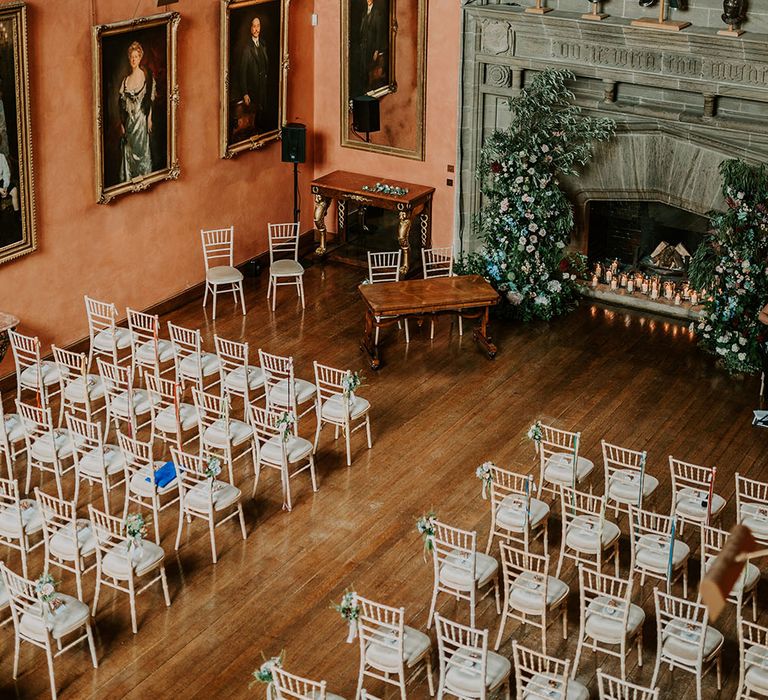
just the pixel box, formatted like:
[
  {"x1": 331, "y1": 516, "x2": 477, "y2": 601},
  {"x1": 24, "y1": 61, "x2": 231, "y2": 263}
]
[
  {"x1": 365, "y1": 131, "x2": 371, "y2": 143},
  {"x1": 293, "y1": 161, "x2": 300, "y2": 225}
]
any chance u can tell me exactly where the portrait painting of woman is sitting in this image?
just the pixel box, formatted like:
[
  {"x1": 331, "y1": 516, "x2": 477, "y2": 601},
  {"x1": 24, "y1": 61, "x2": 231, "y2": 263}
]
[{"x1": 119, "y1": 41, "x2": 156, "y2": 182}]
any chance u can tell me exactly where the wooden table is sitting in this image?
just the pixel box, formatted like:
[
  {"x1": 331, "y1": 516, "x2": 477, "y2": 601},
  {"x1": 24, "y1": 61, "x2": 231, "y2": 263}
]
[
  {"x1": 311, "y1": 170, "x2": 435, "y2": 277},
  {"x1": 358, "y1": 275, "x2": 500, "y2": 369}
]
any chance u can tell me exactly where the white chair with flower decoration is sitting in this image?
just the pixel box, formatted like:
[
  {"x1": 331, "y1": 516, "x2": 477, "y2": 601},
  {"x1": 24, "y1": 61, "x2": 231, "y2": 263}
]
[
  {"x1": 601, "y1": 440, "x2": 658, "y2": 522},
  {"x1": 422, "y1": 246, "x2": 463, "y2": 339},
  {"x1": 536, "y1": 424, "x2": 594, "y2": 502},
  {"x1": 0, "y1": 561, "x2": 98, "y2": 700},
  {"x1": 259, "y1": 349, "x2": 318, "y2": 429},
  {"x1": 168, "y1": 322, "x2": 221, "y2": 393},
  {"x1": 512, "y1": 641, "x2": 588, "y2": 700},
  {"x1": 435, "y1": 613, "x2": 511, "y2": 700},
  {"x1": 556, "y1": 486, "x2": 620, "y2": 580},
  {"x1": 214, "y1": 335, "x2": 265, "y2": 419},
  {"x1": 597, "y1": 670, "x2": 659, "y2": 700},
  {"x1": 35, "y1": 488, "x2": 97, "y2": 602},
  {"x1": 651, "y1": 588, "x2": 723, "y2": 700},
  {"x1": 268, "y1": 222, "x2": 305, "y2": 311},
  {"x1": 84, "y1": 295, "x2": 131, "y2": 368},
  {"x1": 355, "y1": 594, "x2": 434, "y2": 699},
  {"x1": 52, "y1": 346, "x2": 106, "y2": 426},
  {"x1": 0, "y1": 477, "x2": 42, "y2": 578},
  {"x1": 628, "y1": 506, "x2": 689, "y2": 598},
  {"x1": 572, "y1": 564, "x2": 644, "y2": 681},
  {"x1": 272, "y1": 666, "x2": 347, "y2": 700},
  {"x1": 368, "y1": 251, "x2": 409, "y2": 344},
  {"x1": 9, "y1": 329, "x2": 61, "y2": 411},
  {"x1": 127, "y1": 308, "x2": 175, "y2": 382},
  {"x1": 484, "y1": 466, "x2": 549, "y2": 555},
  {"x1": 313, "y1": 362, "x2": 372, "y2": 467},
  {"x1": 88, "y1": 504, "x2": 171, "y2": 634},
  {"x1": 118, "y1": 431, "x2": 178, "y2": 545},
  {"x1": 0, "y1": 392, "x2": 26, "y2": 480},
  {"x1": 737, "y1": 617, "x2": 768, "y2": 700},
  {"x1": 144, "y1": 373, "x2": 199, "y2": 453},
  {"x1": 171, "y1": 447, "x2": 247, "y2": 564},
  {"x1": 97, "y1": 358, "x2": 156, "y2": 443},
  {"x1": 736, "y1": 472, "x2": 768, "y2": 548},
  {"x1": 495, "y1": 541, "x2": 568, "y2": 654},
  {"x1": 201, "y1": 226, "x2": 246, "y2": 319},
  {"x1": 249, "y1": 404, "x2": 317, "y2": 511},
  {"x1": 427, "y1": 519, "x2": 500, "y2": 629},
  {"x1": 669, "y1": 456, "x2": 725, "y2": 535}
]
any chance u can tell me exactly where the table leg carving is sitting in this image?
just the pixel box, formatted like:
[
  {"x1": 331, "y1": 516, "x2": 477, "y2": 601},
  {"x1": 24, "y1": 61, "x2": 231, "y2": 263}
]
[
  {"x1": 472, "y1": 306, "x2": 497, "y2": 359},
  {"x1": 360, "y1": 308, "x2": 381, "y2": 370},
  {"x1": 314, "y1": 194, "x2": 331, "y2": 256},
  {"x1": 397, "y1": 211, "x2": 413, "y2": 277}
]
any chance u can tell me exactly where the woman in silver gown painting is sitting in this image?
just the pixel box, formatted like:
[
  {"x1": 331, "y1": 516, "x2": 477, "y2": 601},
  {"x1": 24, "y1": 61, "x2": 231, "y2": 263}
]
[{"x1": 118, "y1": 41, "x2": 156, "y2": 181}]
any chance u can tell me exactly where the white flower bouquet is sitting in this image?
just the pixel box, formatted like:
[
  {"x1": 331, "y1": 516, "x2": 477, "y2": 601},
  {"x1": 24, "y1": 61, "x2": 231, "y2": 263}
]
[
  {"x1": 276, "y1": 412, "x2": 296, "y2": 443},
  {"x1": 124, "y1": 512, "x2": 147, "y2": 549},
  {"x1": 204, "y1": 456, "x2": 222, "y2": 481},
  {"x1": 416, "y1": 511, "x2": 437, "y2": 560},
  {"x1": 342, "y1": 370, "x2": 364, "y2": 398},
  {"x1": 250, "y1": 651, "x2": 284, "y2": 689},
  {"x1": 526, "y1": 421, "x2": 543, "y2": 451},
  {"x1": 476, "y1": 461, "x2": 495, "y2": 499},
  {"x1": 332, "y1": 589, "x2": 360, "y2": 643}
]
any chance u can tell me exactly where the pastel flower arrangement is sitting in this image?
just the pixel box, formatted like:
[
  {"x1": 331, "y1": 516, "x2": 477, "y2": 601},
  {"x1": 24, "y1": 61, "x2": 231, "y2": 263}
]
[
  {"x1": 35, "y1": 573, "x2": 58, "y2": 604},
  {"x1": 276, "y1": 412, "x2": 297, "y2": 443},
  {"x1": 250, "y1": 651, "x2": 284, "y2": 689},
  {"x1": 332, "y1": 589, "x2": 360, "y2": 643},
  {"x1": 204, "y1": 455, "x2": 222, "y2": 482},
  {"x1": 125, "y1": 512, "x2": 147, "y2": 549},
  {"x1": 476, "y1": 461, "x2": 495, "y2": 499},
  {"x1": 416, "y1": 511, "x2": 437, "y2": 559},
  {"x1": 526, "y1": 421, "x2": 543, "y2": 450},
  {"x1": 362, "y1": 182, "x2": 409, "y2": 197},
  {"x1": 342, "y1": 370, "x2": 364, "y2": 398}
]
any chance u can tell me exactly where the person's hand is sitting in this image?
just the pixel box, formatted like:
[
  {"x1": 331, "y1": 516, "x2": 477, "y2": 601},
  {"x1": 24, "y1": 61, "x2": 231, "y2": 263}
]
[
  {"x1": 148, "y1": 113, "x2": 153, "y2": 134},
  {"x1": 244, "y1": 94, "x2": 251, "y2": 107},
  {"x1": 0, "y1": 189, "x2": 6, "y2": 197},
  {"x1": 373, "y1": 50, "x2": 380, "y2": 62}
]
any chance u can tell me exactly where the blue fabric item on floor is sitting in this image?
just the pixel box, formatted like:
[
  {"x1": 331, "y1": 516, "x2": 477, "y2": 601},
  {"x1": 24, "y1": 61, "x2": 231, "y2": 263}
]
[{"x1": 145, "y1": 461, "x2": 176, "y2": 488}]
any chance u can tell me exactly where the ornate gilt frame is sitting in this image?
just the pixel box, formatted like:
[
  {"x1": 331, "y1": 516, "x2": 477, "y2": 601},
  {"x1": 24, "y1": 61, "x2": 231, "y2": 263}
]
[
  {"x1": 0, "y1": 1, "x2": 37, "y2": 266},
  {"x1": 92, "y1": 12, "x2": 180, "y2": 205},
  {"x1": 219, "y1": 0, "x2": 290, "y2": 159},
  {"x1": 340, "y1": 0, "x2": 426, "y2": 161}
]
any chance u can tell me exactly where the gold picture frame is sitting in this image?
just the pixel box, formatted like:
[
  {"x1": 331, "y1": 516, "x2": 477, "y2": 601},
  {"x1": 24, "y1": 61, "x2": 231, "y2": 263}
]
[
  {"x1": 219, "y1": 0, "x2": 290, "y2": 159},
  {"x1": 0, "y1": 1, "x2": 37, "y2": 266},
  {"x1": 92, "y1": 12, "x2": 180, "y2": 204},
  {"x1": 341, "y1": 0, "x2": 426, "y2": 161}
]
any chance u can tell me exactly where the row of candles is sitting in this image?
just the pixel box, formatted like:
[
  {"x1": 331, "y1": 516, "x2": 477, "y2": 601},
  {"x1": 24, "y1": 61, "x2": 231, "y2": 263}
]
[{"x1": 590, "y1": 260, "x2": 706, "y2": 306}]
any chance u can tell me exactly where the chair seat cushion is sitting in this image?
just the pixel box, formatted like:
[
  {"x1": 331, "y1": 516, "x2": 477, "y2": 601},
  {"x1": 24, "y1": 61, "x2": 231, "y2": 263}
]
[
  {"x1": 260, "y1": 434, "x2": 314, "y2": 464},
  {"x1": 155, "y1": 402, "x2": 198, "y2": 433},
  {"x1": 179, "y1": 352, "x2": 220, "y2": 378},
  {"x1": 321, "y1": 393, "x2": 370, "y2": 422},
  {"x1": 224, "y1": 365, "x2": 265, "y2": 393},
  {"x1": 607, "y1": 470, "x2": 659, "y2": 504},
  {"x1": 674, "y1": 487, "x2": 726, "y2": 522},
  {"x1": 585, "y1": 597, "x2": 645, "y2": 643},
  {"x1": 19, "y1": 593, "x2": 90, "y2": 641},
  {"x1": 204, "y1": 418, "x2": 251, "y2": 448},
  {"x1": 136, "y1": 339, "x2": 174, "y2": 364},
  {"x1": 19, "y1": 361, "x2": 60, "y2": 389},
  {"x1": 740, "y1": 503, "x2": 768, "y2": 538},
  {"x1": 270, "y1": 259, "x2": 304, "y2": 277},
  {"x1": 3, "y1": 413, "x2": 25, "y2": 444},
  {"x1": 207, "y1": 265, "x2": 244, "y2": 284},
  {"x1": 63, "y1": 375, "x2": 106, "y2": 403},
  {"x1": 661, "y1": 620, "x2": 723, "y2": 664},
  {"x1": 439, "y1": 551, "x2": 498, "y2": 590},
  {"x1": 508, "y1": 572, "x2": 568, "y2": 614},
  {"x1": 102, "y1": 539, "x2": 165, "y2": 579},
  {"x1": 78, "y1": 444, "x2": 125, "y2": 477},
  {"x1": 523, "y1": 673, "x2": 589, "y2": 700},
  {"x1": 745, "y1": 644, "x2": 768, "y2": 691},
  {"x1": 268, "y1": 378, "x2": 317, "y2": 407},
  {"x1": 30, "y1": 430, "x2": 74, "y2": 462},
  {"x1": 636, "y1": 535, "x2": 689, "y2": 572},
  {"x1": 565, "y1": 517, "x2": 620, "y2": 554},
  {"x1": 129, "y1": 463, "x2": 178, "y2": 497},
  {"x1": 49, "y1": 519, "x2": 96, "y2": 560},
  {"x1": 185, "y1": 480, "x2": 241, "y2": 512},
  {"x1": 94, "y1": 327, "x2": 132, "y2": 352},
  {"x1": 0, "y1": 499, "x2": 42, "y2": 538},
  {"x1": 111, "y1": 389, "x2": 157, "y2": 418},
  {"x1": 495, "y1": 495, "x2": 549, "y2": 532},
  {"x1": 365, "y1": 625, "x2": 431, "y2": 670},
  {"x1": 543, "y1": 453, "x2": 594, "y2": 485},
  {"x1": 445, "y1": 650, "x2": 510, "y2": 695}
]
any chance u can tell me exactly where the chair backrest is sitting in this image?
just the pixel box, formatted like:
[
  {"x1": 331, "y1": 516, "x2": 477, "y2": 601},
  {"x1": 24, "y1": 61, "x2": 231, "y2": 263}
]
[
  {"x1": 560, "y1": 486, "x2": 607, "y2": 536},
  {"x1": 8, "y1": 328, "x2": 42, "y2": 380},
  {"x1": 602, "y1": 440, "x2": 648, "y2": 506},
  {"x1": 669, "y1": 456, "x2": 716, "y2": 500},
  {"x1": 35, "y1": 487, "x2": 77, "y2": 548},
  {"x1": 435, "y1": 614, "x2": 490, "y2": 696},
  {"x1": 170, "y1": 447, "x2": 217, "y2": 509},
  {"x1": 52, "y1": 345, "x2": 88, "y2": 388},
  {"x1": 66, "y1": 413, "x2": 106, "y2": 475},
  {"x1": 248, "y1": 404, "x2": 285, "y2": 464},
  {"x1": 367, "y1": 251, "x2": 401, "y2": 284},
  {"x1": 735, "y1": 472, "x2": 768, "y2": 544},
  {"x1": 272, "y1": 666, "x2": 329, "y2": 700},
  {"x1": 168, "y1": 322, "x2": 205, "y2": 385},
  {"x1": 0, "y1": 562, "x2": 49, "y2": 636},
  {"x1": 699, "y1": 524, "x2": 745, "y2": 605},
  {"x1": 127, "y1": 308, "x2": 162, "y2": 369},
  {"x1": 431, "y1": 520, "x2": 477, "y2": 586},
  {"x1": 512, "y1": 640, "x2": 571, "y2": 699},
  {"x1": 97, "y1": 358, "x2": 140, "y2": 426},
  {"x1": 627, "y1": 505, "x2": 677, "y2": 571},
  {"x1": 357, "y1": 595, "x2": 406, "y2": 670},
  {"x1": 15, "y1": 400, "x2": 56, "y2": 451},
  {"x1": 192, "y1": 387, "x2": 230, "y2": 438},
  {"x1": 488, "y1": 465, "x2": 536, "y2": 529},
  {"x1": 578, "y1": 564, "x2": 633, "y2": 640},
  {"x1": 499, "y1": 541, "x2": 549, "y2": 613},
  {"x1": 145, "y1": 372, "x2": 181, "y2": 413},
  {"x1": 597, "y1": 670, "x2": 659, "y2": 700},
  {"x1": 268, "y1": 222, "x2": 300, "y2": 264},
  {"x1": 84, "y1": 295, "x2": 118, "y2": 341},
  {"x1": 259, "y1": 349, "x2": 297, "y2": 413},
  {"x1": 88, "y1": 503, "x2": 126, "y2": 560},
  {"x1": 0, "y1": 478, "x2": 23, "y2": 541},
  {"x1": 201, "y1": 226, "x2": 235, "y2": 270},
  {"x1": 539, "y1": 424, "x2": 580, "y2": 484},
  {"x1": 313, "y1": 361, "x2": 351, "y2": 409},
  {"x1": 117, "y1": 430, "x2": 155, "y2": 482},
  {"x1": 739, "y1": 617, "x2": 768, "y2": 694},
  {"x1": 654, "y1": 588, "x2": 709, "y2": 666},
  {"x1": 422, "y1": 246, "x2": 454, "y2": 279}
]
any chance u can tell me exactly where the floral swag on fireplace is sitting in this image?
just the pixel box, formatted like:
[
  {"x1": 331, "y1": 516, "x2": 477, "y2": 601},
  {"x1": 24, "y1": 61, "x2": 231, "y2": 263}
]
[{"x1": 459, "y1": 69, "x2": 614, "y2": 321}]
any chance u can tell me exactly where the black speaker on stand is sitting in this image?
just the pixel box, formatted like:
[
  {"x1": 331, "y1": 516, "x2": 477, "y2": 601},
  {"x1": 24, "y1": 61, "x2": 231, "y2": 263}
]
[
  {"x1": 352, "y1": 96, "x2": 380, "y2": 142},
  {"x1": 282, "y1": 122, "x2": 306, "y2": 225}
]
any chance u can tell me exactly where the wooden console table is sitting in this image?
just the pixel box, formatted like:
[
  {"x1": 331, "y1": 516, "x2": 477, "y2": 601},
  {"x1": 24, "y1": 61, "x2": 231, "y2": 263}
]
[
  {"x1": 311, "y1": 170, "x2": 435, "y2": 277},
  {"x1": 358, "y1": 275, "x2": 500, "y2": 369}
]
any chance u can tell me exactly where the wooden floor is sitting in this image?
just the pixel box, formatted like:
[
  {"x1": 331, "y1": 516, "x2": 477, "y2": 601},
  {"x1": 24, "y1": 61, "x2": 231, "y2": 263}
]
[{"x1": 3, "y1": 261, "x2": 767, "y2": 699}]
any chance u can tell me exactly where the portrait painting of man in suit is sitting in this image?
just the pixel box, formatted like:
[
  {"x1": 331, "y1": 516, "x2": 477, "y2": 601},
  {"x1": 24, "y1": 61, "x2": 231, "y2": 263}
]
[{"x1": 348, "y1": 0, "x2": 393, "y2": 99}]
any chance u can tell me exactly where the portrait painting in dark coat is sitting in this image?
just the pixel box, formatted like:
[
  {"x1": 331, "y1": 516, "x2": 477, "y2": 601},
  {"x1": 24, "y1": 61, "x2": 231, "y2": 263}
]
[{"x1": 348, "y1": 0, "x2": 393, "y2": 99}]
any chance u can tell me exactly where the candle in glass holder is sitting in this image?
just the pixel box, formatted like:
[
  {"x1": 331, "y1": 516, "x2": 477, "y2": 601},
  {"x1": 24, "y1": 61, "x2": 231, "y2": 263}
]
[
  {"x1": 641, "y1": 278, "x2": 649, "y2": 294},
  {"x1": 650, "y1": 282, "x2": 659, "y2": 300},
  {"x1": 620, "y1": 273, "x2": 628, "y2": 288},
  {"x1": 664, "y1": 282, "x2": 675, "y2": 300},
  {"x1": 690, "y1": 290, "x2": 699, "y2": 305},
  {"x1": 591, "y1": 274, "x2": 599, "y2": 288},
  {"x1": 674, "y1": 292, "x2": 682, "y2": 305},
  {"x1": 595, "y1": 262, "x2": 602, "y2": 278},
  {"x1": 605, "y1": 269, "x2": 613, "y2": 283},
  {"x1": 681, "y1": 282, "x2": 690, "y2": 300},
  {"x1": 627, "y1": 278, "x2": 634, "y2": 293},
  {"x1": 610, "y1": 277, "x2": 618, "y2": 291},
  {"x1": 610, "y1": 259, "x2": 619, "y2": 273}
]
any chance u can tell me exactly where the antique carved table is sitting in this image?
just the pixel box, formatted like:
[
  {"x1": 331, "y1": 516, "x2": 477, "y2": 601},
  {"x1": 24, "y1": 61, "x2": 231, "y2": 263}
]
[
  {"x1": 311, "y1": 170, "x2": 435, "y2": 277},
  {"x1": 358, "y1": 275, "x2": 500, "y2": 369}
]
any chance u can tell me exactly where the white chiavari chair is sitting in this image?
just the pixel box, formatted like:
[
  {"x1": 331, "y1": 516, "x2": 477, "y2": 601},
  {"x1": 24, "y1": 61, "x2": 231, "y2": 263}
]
[
  {"x1": 427, "y1": 519, "x2": 500, "y2": 629},
  {"x1": 268, "y1": 222, "x2": 305, "y2": 311},
  {"x1": 88, "y1": 504, "x2": 170, "y2": 634},
  {"x1": 422, "y1": 246, "x2": 463, "y2": 339},
  {"x1": 17, "y1": 400, "x2": 74, "y2": 499},
  {"x1": 355, "y1": 594, "x2": 434, "y2": 699},
  {"x1": 313, "y1": 362, "x2": 372, "y2": 466},
  {"x1": 171, "y1": 447, "x2": 246, "y2": 563},
  {"x1": 512, "y1": 641, "x2": 588, "y2": 700},
  {"x1": 597, "y1": 670, "x2": 659, "y2": 700},
  {"x1": 259, "y1": 349, "x2": 318, "y2": 428},
  {"x1": 35, "y1": 488, "x2": 96, "y2": 602},
  {"x1": 145, "y1": 373, "x2": 198, "y2": 453},
  {"x1": 360, "y1": 693, "x2": 380, "y2": 700},
  {"x1": 201, "y1": 226, "x2": 246, "y2": 319},
  {"x1": 118, "y1": 432, "x2": 178, "y2": 544},
  {"x1": 736, "y1": 472, "x2": 768, "y2": 548},
  {"x1": 1, "y1": 392, "x2": 26, "y2": 480},
  {"x1": 484, "y1": 467, "x2": 548, "y2": 555},
  {"x1": 0, "y1": 477, "x2": 42, "y2": 577},
  {"x1": 127, "y1": 307, "x2": 174, "y2": 381},
  {"x1": 272, "y1": 666, "x2": 347, "y2": 700},
  {"x1": 495, "y1": 541, "x2": 568, "y2": 653},
  {"x1": 97, "y1": 358, "x2": 156, "y2": 443},
  {"x1": 669, "y1": 456, "x2": 724, "y2": 534},
  {"x1": 84, "y1": 295, "x2": 131, "y2": 368},
  {"x1": 628, "y1": 506, "x2": 689, "y2": 598},
  {"x1": 738, "y1": 617, "x2": 768, "y2": 699},
  {"x1": 67, "y1": 414, "x2": 125, "y2": 513},
  {"x1": 435, "y1": 613, "x2": 511, "y2": 700},
  {"x1": 214, "y1": 335, "x2": 265, "y2": 418},
  {"x1": 699, "y1": 523, "x2": 759, "y2": 621},
  {"x1": 168, "y1": 322, "x2": 221, "y2": 393},
  {"x1": 0, "y1": 561, "x2": 98, "y2": 700},
  {"x1": 249, "y1": 404, "x2": 317, "y2": 511},
  {"x1": 601, "y1": 441, "x2": 657, "y2": 522},
  {"x1": 537, "y1": 424, "x2": 594, "y2": 502},
  {"x1": 556, "y1": 486, "x2": 619, "y2": 580},
  {"x1": 572, "y1": 564, "x2": 644, "y2": 681},
  {"x1": 651, "y1": 588, "x2": 723, "y2": 700},
  {"x1": 52, "y1": 346, "x2": 106, "y2": 425},
  {"x1": 9, "y1": 329, "x2": 61, "y2": 409},
  {"x1": 367, "y1": 250, "x2": 409, "y2": 344}
]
